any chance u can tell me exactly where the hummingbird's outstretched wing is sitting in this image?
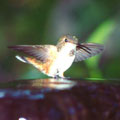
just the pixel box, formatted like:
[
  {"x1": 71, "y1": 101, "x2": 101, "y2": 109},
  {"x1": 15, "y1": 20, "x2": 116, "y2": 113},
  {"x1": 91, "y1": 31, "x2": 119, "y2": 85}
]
[
  {"x1": 8, "y1": 45, "x2": 57, "y2": 62},
  {"x1": 74, "y1": 43, "x2": 104, "y2": 62}
]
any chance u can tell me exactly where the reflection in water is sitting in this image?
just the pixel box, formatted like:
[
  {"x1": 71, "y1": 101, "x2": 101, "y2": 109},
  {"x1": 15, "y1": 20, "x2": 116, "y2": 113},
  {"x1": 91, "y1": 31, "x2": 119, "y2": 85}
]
[
  {"x1": 0, "y1": 78, "x2": 120, "y2": 119},
  {"x1": 0, "y1": 78, "x2": 77, "y2": 90},
  {"x1": 0, "y1": 78, "x2": 76, "y2": 100},
  {"x1": 27, "y1": 78, "x2": 76, "y2": 90}
]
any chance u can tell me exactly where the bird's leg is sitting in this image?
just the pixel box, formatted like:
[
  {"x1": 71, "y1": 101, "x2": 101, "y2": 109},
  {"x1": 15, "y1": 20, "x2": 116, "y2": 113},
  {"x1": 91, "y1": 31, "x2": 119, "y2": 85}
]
[
  {"x1": 54, "y1": 72, "x2": 64, "y2": 79},
  {"x1": 54, "y1": 75, "x2": 60, "y2": 79}
]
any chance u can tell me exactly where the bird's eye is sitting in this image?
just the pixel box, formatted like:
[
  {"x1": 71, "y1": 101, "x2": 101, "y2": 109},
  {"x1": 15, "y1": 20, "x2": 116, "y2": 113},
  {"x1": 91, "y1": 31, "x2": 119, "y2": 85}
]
[{"x1": 65, "y1": 39, "x2": 68, "y2": 42}]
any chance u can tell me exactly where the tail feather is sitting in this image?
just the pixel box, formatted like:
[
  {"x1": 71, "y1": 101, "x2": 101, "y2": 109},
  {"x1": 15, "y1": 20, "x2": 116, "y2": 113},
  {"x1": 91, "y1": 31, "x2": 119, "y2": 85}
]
[
  {"x1": 16, "y1": 55, "x2": 43, "y2": 71},
  {"x1": 16, "y1": 55, "x2": 29, "y2": 63}
]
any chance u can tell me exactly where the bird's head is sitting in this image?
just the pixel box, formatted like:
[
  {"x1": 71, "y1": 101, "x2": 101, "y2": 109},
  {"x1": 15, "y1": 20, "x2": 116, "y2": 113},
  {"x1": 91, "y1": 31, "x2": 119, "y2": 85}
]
[{"x1": 57, "y1": 35, "x2": 78, "y2": 50}]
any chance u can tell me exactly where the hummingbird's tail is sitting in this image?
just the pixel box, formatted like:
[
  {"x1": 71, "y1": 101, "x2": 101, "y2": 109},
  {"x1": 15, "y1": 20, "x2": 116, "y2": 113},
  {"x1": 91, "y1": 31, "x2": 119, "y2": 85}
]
[
  {"x1": 15, "y1": 55, "x2": 44, "y2": 71},
  {"x1": 16, "y1": 55, "x2": 29, "y2": 63}
]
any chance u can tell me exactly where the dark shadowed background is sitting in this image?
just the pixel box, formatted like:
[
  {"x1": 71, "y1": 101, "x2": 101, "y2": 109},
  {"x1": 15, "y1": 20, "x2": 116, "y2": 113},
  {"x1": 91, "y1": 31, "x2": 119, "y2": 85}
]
[{"x1": 0, "y1": 0, "x2": 120, "y2": 81}]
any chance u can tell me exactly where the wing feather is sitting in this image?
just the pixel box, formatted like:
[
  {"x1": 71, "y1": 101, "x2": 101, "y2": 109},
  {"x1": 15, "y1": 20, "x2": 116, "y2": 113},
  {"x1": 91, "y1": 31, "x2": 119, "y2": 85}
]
[
  {"x1": 74, "y1": 43, "x2": 104, "y2": 62},
  {"x1": 8, "y1": 45, "x2": 57, "y2": 62}
]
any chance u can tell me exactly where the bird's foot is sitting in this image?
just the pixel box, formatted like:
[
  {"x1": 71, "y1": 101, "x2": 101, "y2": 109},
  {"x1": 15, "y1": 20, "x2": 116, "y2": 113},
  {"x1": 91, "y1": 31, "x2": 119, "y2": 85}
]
[
  {"x1": 54, "y1": 75, "x2": 61, "y2": 79},
  {"x1": 54, "y1": 75, "x2": 70, "y2": 80}
]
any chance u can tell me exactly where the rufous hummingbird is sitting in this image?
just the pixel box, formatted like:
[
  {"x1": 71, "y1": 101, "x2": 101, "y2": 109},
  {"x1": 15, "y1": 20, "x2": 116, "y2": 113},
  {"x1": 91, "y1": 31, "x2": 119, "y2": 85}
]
[{"x1": 9, "y1": 35, "x2": 104, "y2": 78}]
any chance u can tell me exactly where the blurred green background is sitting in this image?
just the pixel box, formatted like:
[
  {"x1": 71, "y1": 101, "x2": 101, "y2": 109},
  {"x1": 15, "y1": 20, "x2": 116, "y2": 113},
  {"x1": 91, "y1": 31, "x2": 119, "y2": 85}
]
[{"x1": 0, "y1": 0, "x2": 120, "y2": 81}]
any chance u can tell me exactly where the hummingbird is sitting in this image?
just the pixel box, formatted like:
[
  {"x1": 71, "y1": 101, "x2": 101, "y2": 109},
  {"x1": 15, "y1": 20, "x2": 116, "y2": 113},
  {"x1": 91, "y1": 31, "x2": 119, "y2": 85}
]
[{"x1": 9, "y1": 35, "x2": 104, "y2": 78}]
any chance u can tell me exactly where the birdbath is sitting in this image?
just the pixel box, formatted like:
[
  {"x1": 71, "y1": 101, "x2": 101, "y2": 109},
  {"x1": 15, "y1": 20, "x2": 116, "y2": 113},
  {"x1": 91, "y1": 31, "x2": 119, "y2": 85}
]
[{"x1": 0, "y1": 78, "x2": 120, "y2": 120}]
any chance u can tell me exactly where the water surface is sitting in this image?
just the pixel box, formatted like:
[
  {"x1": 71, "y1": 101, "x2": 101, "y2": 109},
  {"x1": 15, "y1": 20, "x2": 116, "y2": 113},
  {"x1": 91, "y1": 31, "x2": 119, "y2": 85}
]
[{"x1": 0, "y1": 78, "x2": 120, "y2": 120}]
